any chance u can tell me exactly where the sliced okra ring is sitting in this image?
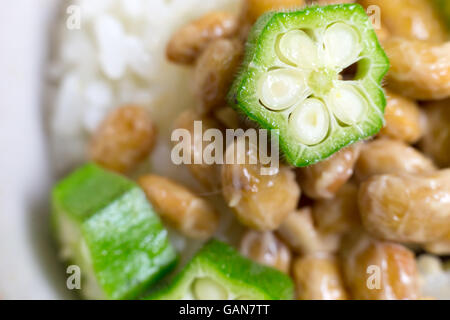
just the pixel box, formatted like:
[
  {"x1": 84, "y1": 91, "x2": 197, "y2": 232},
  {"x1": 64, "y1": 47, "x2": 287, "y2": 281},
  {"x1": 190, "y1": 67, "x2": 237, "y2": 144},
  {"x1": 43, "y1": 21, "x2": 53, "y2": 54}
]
[
  {"x1": 52, "y1": 164, "x2": 177, "y2": 300},
  {"x1": 146, "y1": 240, "x2": 294, "y2": 300},
  {"x1": 229, "y1": 4, "x2": 389, "y2": 166}
]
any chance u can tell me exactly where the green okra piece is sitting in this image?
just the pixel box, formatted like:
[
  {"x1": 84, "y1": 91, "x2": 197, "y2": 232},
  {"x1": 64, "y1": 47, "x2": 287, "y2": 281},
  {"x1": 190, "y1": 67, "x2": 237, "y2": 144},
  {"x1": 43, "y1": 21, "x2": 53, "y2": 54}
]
[
  {"x1": 434, "y1": 0, "x2": 450, "y2": 30},
  {"x1": 52, "y1": 163, "x2": 177, "y2": 300},
  {"x1": 146, "y1": 239, "x2": 294, "y2": 300},
  {"x1": 229, "y1": 4, "x2": 389, "y2": 167}
]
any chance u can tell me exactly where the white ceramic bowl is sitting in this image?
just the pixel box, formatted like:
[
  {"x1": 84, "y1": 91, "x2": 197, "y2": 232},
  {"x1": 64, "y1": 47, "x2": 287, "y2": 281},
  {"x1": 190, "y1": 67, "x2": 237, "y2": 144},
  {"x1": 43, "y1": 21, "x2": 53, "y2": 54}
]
[{"x1": 0, "y1": 0, "x2": 72, "y2": 299}]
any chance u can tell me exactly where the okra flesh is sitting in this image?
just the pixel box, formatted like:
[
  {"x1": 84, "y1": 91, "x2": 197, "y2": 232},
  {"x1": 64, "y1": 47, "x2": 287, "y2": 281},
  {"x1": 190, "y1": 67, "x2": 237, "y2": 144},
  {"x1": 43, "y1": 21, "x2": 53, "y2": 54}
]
[
  {"x1": 147, "y1": 240, "x2": 294, "y2": 300},
  {"x1": 52, "y1": 164, "x2": 177, "y2": 300},
  {"x1": 229, "y1": 5, "x2": 389, "y2": 166}
]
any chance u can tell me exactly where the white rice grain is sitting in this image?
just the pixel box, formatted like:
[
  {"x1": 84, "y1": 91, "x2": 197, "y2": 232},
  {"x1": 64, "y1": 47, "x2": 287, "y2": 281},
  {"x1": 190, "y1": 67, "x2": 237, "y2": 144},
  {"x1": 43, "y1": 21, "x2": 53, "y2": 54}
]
[{"x1": 48, "y1": 0, "x2": 240, "y2": 174}]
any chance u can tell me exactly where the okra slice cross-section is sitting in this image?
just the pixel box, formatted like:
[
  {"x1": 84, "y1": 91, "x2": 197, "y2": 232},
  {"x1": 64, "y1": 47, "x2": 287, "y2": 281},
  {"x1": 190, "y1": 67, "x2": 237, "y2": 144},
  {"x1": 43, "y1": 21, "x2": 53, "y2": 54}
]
[
  {"x1": 229, "y1": 4, "x2": 389, "y2": 166},
  {"x1": 52, "y1": 163, "x2": 177, "y2": 300},
  {"x1": 146, "y1": 240, "x2": 294, "y2": 300}
]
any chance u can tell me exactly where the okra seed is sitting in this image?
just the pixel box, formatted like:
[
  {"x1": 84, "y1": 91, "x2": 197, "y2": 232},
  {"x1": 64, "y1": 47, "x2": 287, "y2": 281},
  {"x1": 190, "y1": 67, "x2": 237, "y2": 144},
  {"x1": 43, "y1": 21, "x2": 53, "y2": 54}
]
[
  {"x1": 278, "y1": 29, "x2": 318, "y2": 68},
  {"x1": 192, "y1": 277, "x2": 228, "y2": 300},
  {"x1": 289, "y1": 98, "x2": 330, "y2": 146},
  {"x1": 260, "y1": 68, "x2": 309, "y2": 111},
  {"x1": 266, "y1": 24, "x2": 365, "y2": 144},
  {"x1": 329, "y1": 84, "x2": 367, "y2": 125},
  {"x1": 324, "y1": 22, "x2": 361, "y2": 69}
]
